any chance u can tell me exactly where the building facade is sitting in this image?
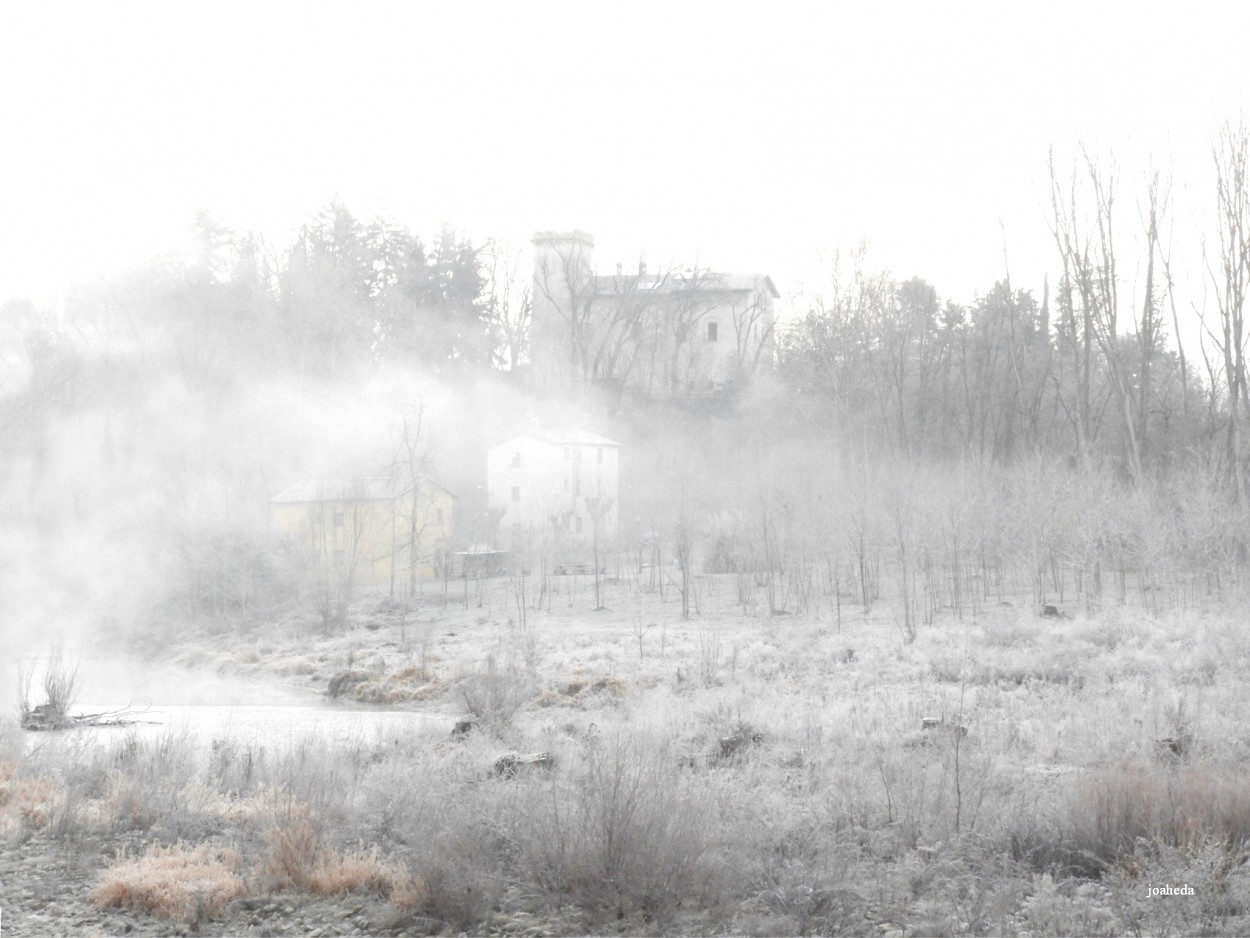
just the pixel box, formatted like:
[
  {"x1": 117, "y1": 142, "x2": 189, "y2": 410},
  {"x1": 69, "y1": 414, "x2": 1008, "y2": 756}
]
[
  {"x1": 530, "y1": 230, "x2": 779, "y2": 397},
  {"x1": 270, "y1": 477, "x2": 456, "y2": 592},
  {"x1": 486, "y1": 430, "x2": 620, "y2": 552}
]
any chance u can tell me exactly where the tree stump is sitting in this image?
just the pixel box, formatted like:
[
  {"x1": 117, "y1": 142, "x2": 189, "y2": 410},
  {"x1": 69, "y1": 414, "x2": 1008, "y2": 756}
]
[{"x1": 21, "y1": 703, "x2": 67, "y2": 731}]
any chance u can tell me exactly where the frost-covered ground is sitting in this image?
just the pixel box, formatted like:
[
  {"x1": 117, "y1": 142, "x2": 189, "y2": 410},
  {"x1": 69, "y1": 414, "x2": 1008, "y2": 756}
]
[{"x1": 5, "y1": 573, "x2": 1250, "y2": 935}]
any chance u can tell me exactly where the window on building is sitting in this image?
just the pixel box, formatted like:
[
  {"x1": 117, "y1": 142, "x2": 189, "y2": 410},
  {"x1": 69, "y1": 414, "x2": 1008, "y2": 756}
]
[
  {"x1": 435, "y1": 507, "x2": 444, "y2": 523},
  {"x1": 563, "y1": 478, "x2": 569, "y2": 492},
  {"x1": 511, "y1": 486, "x2": 520, "y2": 503},
  {"x1": 575, "y1": 447, "x2": 582, "y2": 462},
  {"x1": 564, "y1": 446, "x2": 571, "y2": 460},
  {"x1": 576, "y1": 516, "x2": 583, "y2": 534},
  {"x1": 511, "y1": 452, "x2": 520, "y2": 468},
  {"x1": 597, "y1": 447, "x2": 604, "y2": 464},
  {"x1": 707, "y1": 321, "x2": 719, "y2": 342},
  {"x1": 575, "y1": 477, "x2": 581, "y2": 495},
  {"x1": 333, "y1": 511, "x2": 344, "y2": 528}
]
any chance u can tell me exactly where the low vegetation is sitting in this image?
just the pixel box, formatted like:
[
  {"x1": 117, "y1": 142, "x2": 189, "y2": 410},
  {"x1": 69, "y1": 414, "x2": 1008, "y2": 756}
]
[
  {"x1": 18, "y1": 646, "x2": 79, "y2": 730},
  {"x1": 8, "y1": 568, "x2": 1250, "y2": 935},
  {"x1": 7, "y1": 46, "x2": 1250, "y2": 938},
  {"x1": 91, "y1": 843, "x2": 246, "y2": 925}
]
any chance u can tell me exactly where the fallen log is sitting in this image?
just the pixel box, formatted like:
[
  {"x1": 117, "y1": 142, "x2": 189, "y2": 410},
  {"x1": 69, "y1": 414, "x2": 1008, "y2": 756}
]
[
  {"x1": 21, "y1": 703, "x2": 159, "y2": 732},
  {"x1": 491, "y1": 750, "x2": 553, "y2": 779}
]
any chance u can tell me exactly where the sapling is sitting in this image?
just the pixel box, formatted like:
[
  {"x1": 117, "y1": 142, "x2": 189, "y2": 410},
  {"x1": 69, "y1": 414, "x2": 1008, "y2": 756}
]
[{"x1": 18, "y1": 647, "x2": 78, "y2": 730}]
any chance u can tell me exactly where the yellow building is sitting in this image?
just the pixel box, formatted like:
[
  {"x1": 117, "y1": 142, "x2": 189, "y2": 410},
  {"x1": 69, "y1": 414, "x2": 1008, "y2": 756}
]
[{"x1": 270, "y1": 477, "x2": 456, "y2": 594}]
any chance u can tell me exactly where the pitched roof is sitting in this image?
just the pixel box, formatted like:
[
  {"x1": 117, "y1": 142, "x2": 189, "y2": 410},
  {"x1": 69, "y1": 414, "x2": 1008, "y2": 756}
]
[
  {"x1": 491, "y1": 429, "x2": 620, "y2": 450},
  {"x1": 592, "y1": 272, "x2": 779, "y2": 299},
  {"x1": 270, "y1": 477, "x2": 456, "y2": 504}
]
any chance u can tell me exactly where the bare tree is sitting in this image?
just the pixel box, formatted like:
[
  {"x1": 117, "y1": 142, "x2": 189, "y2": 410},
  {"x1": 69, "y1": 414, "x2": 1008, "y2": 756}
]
[
  {"x1": 534, "y1": 240, "x2": 777, "y2": 402},
  {"x1": 481, "y1": 238, "x2": 532, "y2": 372},
  {"x1": 1134, "y1": 171, "x2": 1170, "y2": 469},
  {"x1": 1206, "y1": 121, "x2": 1250, "y2": 503},
  {"x1": 381, "y1": 408, "x2": 437, "y2": 597},
  {"x1": 532, "y1": 236, "x2": 595, "y2": 388},
  {"x1": 587, "y1": 264, "x2": 672, "y2": 399},
  {"x1": 1049, "y1": 146, "x2": 1169, "y2": 479},
  {"x1": 1083, "y1": 156, "x2": 1146, "y2": 479},
  {"x1": 533, "y1": 241, "x2": 670, "y2": 393},
  {"x1": 727, "y1": 285, "x2": 777, "y2": 379},
  {"x1": 657, "y1": 268, "x2": 718, "y2": 395},
  {"x1": 585, "y1": 496, "x2": 615, "y2": 611},
  {"x1": 1048, "y1": 147, "x2": 1098, "y2": 463},
  {"x1": 298, "y1": 482, "x2": 372, "y2": 632},
  {"x1": 777, "y1": 248, "x2": 900, "y2": 449}
]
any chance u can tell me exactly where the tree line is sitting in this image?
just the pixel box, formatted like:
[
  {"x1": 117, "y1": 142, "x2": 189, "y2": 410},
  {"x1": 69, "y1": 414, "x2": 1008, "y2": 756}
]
[
  {"x1": 780, "y1": 124, "x2": 1250, "y2": 497},
  {"x1": 7, "y1": 129, "x2": 1250, "y2": 637},
  {"x1": 4, "y1": 124, "x2": 1250, "y2": 497}
]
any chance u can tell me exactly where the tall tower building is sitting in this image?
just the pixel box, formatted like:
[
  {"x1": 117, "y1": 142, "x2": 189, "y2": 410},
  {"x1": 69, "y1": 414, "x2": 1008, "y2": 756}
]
[{"x1": 531, "y1": 230, "x2": 595, "y2": 388}]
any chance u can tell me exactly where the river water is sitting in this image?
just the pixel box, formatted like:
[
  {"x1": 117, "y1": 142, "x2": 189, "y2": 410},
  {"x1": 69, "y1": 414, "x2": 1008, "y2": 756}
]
[{"x1": 23, "y1": 653, "x2": 443, "y2": 750}]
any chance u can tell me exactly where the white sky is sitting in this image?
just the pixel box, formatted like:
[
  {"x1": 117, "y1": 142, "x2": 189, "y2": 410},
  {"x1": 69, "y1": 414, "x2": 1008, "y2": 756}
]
[{"x1": 2, "y1": 1, "x2": 1248, "y2": 328}]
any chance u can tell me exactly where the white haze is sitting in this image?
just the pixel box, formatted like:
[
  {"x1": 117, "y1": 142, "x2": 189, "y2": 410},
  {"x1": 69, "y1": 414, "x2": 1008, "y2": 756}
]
[
  {"x1": 0, "y1": 334, "x2": 537, "y2": 699},
  {"x1": 3, "y1": 2, "x2": 1250, "y2": 701},
  {"x1": 2, "y1": 2, "x2": 1249, "y2": 314}
]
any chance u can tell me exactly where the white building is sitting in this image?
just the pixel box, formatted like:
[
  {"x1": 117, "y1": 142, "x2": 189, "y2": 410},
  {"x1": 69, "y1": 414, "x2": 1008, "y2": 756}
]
[
  {"x1": 487, "y1": 430, "x2": 620, "y2": 550},
  {"x1": 530, "y1": 230, "x2": 779, "y2": 396}
]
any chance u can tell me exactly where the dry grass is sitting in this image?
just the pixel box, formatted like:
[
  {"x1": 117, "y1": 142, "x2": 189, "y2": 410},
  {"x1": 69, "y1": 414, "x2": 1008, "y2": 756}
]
[
  {"x1": 390, "y1": 662, "x2": 427, "y2": 682},
  {"x1": 263, "y1": 808, "x2": 320, "y2": 889},
  {"x1": 388, "y1": 873, "x2": 430, "y2": 910},
  {"x1": 331, "y1": 660, "x2": 446, "y2": 704},
  {"x1": 1063, "y1": 763, "x2": 1250, "y2": 866},
  {"x1": 0, "y1": 759, "x2": 17, "y2": 803},
  {"x1": 0, "y1": 769, "x2": 65, "y2": 832},
  {"x1": 263, "y1": 798, "x2": 407, "y2": 898},
  {"x1": 351, "y1": 678, "x2": 445, "y2": 705},
  {"x1": 307, "y1": 846, "x2": 405, "y2": 898},
  {"x1": 14, "y1": 568, "x2": 1250, "y2": 934},
  {"x1": 531, "y1": 687, "x2": 573, "y2": 708},
  {"x1": 234, "y1": 645, "x2": 262, "y2": 665},
  {"x1": 91, "y1": 842, "x2": 245, "y2": 924}
]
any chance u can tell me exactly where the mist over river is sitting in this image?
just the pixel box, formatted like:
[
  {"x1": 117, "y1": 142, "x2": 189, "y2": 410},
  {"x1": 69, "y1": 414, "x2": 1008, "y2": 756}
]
[{"x1": 23, "y1": 653, "x2": 442, "y2": 750}]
